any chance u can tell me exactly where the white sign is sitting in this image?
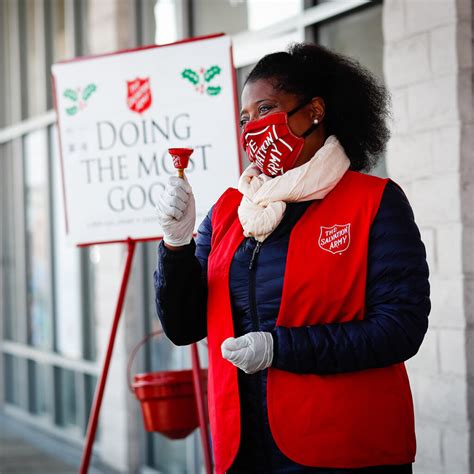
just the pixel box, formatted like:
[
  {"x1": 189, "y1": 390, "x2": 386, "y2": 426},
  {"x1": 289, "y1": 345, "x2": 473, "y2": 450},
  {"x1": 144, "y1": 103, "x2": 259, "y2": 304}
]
[{"x1": 52, "y1": 34, "x2": 241, "y2": 246}]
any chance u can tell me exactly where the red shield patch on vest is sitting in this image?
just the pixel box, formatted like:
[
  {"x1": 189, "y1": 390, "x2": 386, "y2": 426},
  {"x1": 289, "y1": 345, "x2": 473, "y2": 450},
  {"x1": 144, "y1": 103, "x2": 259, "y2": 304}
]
[
  {"x1": 127, "y1": 77, "x2": 152, "y2": 114},
  {"x1": 318, "y1": 223, "x2": 351, "y2": 255}
]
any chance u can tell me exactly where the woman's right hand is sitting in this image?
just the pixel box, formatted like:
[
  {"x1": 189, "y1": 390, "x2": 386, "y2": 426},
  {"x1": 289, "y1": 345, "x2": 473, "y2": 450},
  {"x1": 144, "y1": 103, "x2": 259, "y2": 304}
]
[{"x1": 156, "y1": 176, "x2": 196, "y2": 248}]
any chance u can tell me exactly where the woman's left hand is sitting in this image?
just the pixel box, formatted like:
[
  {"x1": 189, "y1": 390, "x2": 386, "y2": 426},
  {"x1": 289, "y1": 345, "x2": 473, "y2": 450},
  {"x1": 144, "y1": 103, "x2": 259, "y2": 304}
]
[{"x1": 221, "y1": 332, "x2": 274, "y2": 374}]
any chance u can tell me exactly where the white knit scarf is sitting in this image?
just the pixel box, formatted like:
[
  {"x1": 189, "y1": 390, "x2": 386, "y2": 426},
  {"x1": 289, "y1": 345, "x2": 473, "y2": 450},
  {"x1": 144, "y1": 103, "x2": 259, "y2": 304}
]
[{"x1": 237, "y1": 134, "x2": 351, "y2": 242}]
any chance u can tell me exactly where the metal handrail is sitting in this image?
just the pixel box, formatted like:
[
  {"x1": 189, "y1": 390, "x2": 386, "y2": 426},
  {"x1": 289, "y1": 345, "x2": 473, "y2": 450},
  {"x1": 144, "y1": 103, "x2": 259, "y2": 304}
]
[
  {"x1": 1, "y1": 340, "x2": 99, "y2": 376},
  {"x1": 0, "y1": 110, "x2": 56, "y2": 145}
]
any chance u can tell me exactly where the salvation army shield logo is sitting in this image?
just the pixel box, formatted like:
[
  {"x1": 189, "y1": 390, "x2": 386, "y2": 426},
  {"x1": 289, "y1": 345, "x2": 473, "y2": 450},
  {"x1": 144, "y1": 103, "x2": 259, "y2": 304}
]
[
  {"x1": 126, "y1": 77, "x2": 152, "y2": 114},
  {"x1": 318, "y1": 224, "x2": 351, "y2": 255}
]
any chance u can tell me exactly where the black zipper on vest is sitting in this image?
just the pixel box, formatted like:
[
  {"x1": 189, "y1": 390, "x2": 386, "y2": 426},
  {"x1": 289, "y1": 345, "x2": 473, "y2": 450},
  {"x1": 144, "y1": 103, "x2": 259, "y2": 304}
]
[
  {"x1": 248, "y1": 240, "x2": 262, "y2": 271},
  {"x1": 247, "y1": 238, "x2": 271, "y2": 472},
  {"x1": 248, "y1": 240, "x2": 262, "y2": 330}
]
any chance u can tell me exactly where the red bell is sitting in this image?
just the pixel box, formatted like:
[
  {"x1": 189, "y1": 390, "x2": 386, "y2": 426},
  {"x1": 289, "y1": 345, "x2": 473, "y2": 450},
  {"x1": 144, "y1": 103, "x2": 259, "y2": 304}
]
[{"x1": 168, "y1": 147, "x2": 194, "y2": 179}]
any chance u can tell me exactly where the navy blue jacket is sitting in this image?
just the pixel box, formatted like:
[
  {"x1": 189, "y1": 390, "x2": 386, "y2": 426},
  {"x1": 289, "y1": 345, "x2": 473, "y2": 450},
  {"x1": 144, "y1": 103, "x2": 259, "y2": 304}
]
[{"x1": 153, "y1": 179, "x2": 430, "y2": 474}]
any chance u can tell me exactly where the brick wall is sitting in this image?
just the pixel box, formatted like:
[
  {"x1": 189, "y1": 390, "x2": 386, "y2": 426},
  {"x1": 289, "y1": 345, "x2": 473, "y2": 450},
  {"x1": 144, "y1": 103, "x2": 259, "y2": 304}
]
[{"x1": 382, "y1": 1, "x2": 473, "y2": 473}]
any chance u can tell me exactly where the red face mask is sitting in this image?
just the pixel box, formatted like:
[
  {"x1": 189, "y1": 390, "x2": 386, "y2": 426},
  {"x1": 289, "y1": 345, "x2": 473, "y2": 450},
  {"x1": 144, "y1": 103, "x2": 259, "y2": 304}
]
[{"x1": 240, "y1": 102, "x2": 318, "y2": 177}]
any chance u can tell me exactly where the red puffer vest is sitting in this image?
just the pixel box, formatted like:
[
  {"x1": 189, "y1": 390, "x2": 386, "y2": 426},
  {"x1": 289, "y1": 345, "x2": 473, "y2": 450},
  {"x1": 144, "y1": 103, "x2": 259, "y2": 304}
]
[{"x1": 206, "y1": 171, "x2": 416, "y2": 473}]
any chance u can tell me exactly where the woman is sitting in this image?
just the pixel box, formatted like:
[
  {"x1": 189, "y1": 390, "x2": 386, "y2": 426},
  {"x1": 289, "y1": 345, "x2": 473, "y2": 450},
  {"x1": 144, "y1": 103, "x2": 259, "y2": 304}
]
[{"x1": 154, "y1": 42, "x2": 430, "y2": 474}]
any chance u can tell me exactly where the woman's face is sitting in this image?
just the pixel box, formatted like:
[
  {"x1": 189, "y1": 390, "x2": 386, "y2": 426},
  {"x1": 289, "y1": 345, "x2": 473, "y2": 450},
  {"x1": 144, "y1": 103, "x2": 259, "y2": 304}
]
[{"x1": 240, "y1": 78, "x2": 327, "y2": 169}]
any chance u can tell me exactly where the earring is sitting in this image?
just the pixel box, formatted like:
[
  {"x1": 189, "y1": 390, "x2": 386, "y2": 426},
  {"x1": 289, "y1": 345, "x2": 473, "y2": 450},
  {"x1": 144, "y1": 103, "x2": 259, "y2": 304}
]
[{"x1": 313, "y1": 118, "x2": 319, "y2": 124}]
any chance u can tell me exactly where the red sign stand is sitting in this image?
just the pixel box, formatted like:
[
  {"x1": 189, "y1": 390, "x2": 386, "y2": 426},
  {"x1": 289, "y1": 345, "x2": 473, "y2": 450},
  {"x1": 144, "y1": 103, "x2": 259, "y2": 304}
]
[{"x1": 78, "y1": 237, "x2": 213, "y2": 474}]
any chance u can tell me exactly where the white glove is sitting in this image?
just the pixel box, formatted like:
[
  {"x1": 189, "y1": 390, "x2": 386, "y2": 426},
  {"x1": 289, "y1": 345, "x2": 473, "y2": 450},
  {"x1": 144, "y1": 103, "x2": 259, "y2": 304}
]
[
  {"x1": 156, "y1": 175, "x2": 196, "y2": 246},
  {"x1": 221, "y1": 332, "x2": 274, "y2": 374}
]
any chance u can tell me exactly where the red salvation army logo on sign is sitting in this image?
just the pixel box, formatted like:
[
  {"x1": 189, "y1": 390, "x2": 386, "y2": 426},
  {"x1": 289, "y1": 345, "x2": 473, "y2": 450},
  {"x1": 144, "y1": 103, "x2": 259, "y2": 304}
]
[
  {"x1": 127, "y1": 77, "x2": 152, "y2": 114},
  {"x1": 318, "y1": 224, "x2": 351, "y2": 255}
]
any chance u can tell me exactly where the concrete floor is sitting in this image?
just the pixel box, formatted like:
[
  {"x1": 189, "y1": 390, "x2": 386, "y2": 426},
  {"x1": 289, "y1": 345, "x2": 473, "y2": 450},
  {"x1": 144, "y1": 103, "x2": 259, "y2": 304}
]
[
  {"x1": 0, "y1": 428, "x2": 76, "y2": 474},
  {"x1": 0, "y1": 439, "x2": 76, "y2": 473},
  {"x1": 0, "y1": 414, "x2": 110, "y2": 474}
]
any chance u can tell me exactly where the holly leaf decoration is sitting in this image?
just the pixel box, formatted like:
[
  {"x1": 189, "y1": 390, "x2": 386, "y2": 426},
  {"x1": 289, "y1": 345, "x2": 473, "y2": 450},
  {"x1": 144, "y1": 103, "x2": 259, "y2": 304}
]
[
  {"x1": 66, "y1": 106, "x2": 78, "y2": 116},
  {"x1": 63, "y1": 89, "x2": 78, "y2": 101},
  {"x1": 83, "y1": 83, "x2": 97, "y2": 101},
  {"x1": 182, "y1": 69, "x2": 199, "y2": 85},
  {"x1": 204, "y1": 65, "x2": 221, "y2": 83},
  {"x1": 207, "y1": 86, "x2": 221, "y2": 96}
]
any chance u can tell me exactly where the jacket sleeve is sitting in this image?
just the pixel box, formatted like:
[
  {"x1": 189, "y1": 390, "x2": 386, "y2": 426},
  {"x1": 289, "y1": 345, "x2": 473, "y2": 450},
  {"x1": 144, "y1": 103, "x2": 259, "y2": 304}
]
[
  {"x1": 270, "y1": 180, "x2": 431, "y2": 374},
  {"x1": 153, "y1": 207, "x2": 213, "y2": 346}
]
